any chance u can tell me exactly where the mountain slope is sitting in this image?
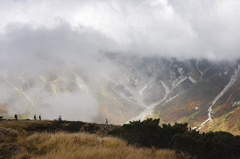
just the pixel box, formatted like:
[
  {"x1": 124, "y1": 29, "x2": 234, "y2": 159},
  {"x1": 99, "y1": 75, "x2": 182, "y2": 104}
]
[{"x1": 1, "y1": 55, "x2": 240, "y2": 134}]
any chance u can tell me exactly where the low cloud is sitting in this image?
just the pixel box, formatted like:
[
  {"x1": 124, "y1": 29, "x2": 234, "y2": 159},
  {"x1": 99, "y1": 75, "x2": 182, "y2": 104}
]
[
  {"x1": 0, "y1": 0, "x2": 239, "y2": 61},
  {"x1": 37, "y1": 91, "x2": 99, "y2": 121},
  {"x1": 0, "y1": 0, "x2": 240, "y2": 121}
]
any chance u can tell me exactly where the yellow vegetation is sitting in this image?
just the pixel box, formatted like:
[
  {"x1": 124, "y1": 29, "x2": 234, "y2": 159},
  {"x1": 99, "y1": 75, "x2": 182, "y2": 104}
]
[
  {"x1": 0, "y1": 120, "x2": 52, "y2": 132},
  {"x1": 0, "y1": 121, "x2": 189, "y2": 158},
  {"x1": 13, "y1": 132, "x2": 186, "y2": 159}
]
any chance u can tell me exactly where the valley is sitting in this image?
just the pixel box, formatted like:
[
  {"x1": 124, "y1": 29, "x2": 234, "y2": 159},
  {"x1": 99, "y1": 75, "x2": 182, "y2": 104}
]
[{"x1": 1, "y1": 55, "x2": 240, "y2": 134}]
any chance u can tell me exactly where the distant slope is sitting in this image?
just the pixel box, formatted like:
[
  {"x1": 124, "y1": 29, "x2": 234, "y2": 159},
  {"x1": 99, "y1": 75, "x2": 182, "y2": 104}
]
[
  {"x1": 1, "y1": 55, "x2": 240, "y2": 134},
  {"x1": 154, "y1": 60, "x2": 240, "y2": 135}
]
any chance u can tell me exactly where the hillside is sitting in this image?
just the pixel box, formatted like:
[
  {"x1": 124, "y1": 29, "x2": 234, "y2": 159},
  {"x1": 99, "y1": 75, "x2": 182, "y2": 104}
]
[
  {"x1": 1, "y1": 119, "x2": 240, "y2": 159},
  {"x1": 0, "y1": 120, "x2": 186, "y2": 159},
  {"x1": 1, "y1": 55, "x2": 240, "y2": 134},
  {"x1": 153, "y1": 59, "x2": 240, "y2": 135}
]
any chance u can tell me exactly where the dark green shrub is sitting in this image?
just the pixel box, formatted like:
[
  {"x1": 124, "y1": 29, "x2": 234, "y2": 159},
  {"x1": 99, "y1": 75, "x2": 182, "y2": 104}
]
[
  {"x1": 118, "y1": 119, "x2": 240, "y2": 159},
  {"x1": 159, "y1": 122, "x2": 188, "y2": 148},
  {"x1": 172, "y1": 131, "x2": 240, "y2": 159},
  {"x1": 120, "y1": 119, "x2": 188, "y2": 148},
  {"x1": 121, "y1": 118, "x2": 161, "y2": 147}
]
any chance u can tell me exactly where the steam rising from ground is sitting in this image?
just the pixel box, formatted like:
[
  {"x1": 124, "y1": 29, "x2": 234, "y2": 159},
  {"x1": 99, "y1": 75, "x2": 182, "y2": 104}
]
[
  {"x1": 0, "y1": 0, "x2": 240, "y2": 121},
  {"x1": 38, "y1": 91, "x2": 99, "y2": 122}
]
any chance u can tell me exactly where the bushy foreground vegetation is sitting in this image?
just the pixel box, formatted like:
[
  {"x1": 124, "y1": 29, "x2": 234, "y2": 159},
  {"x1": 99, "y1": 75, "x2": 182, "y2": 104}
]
[
  {"x1": 0, "y1": 120, "x2": 85, "y2": 133},
  {"x1": 0, "y1": 121, "x2": 185, "y2": 159},
  {"x1": 117, "y1": 119, "x2": 240, "y2": 159},
  {"x1": 0, "y1": 131, "x2": 181, "y2": 159},
  {"x1": 1, "y1": 119, "x2": 239, "y2": 158}
]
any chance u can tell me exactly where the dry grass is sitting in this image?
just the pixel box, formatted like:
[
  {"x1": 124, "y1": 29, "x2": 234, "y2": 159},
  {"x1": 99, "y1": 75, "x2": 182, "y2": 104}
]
[
  {"x1": 0, "y1": 121, "x2": 189, "y2": 158},
  {"x1": 0, "y1": 120, "x2": 52, "y2": 132},
  {"x1": 12, "y1": 132, "x2": 188, "y2": 159}
]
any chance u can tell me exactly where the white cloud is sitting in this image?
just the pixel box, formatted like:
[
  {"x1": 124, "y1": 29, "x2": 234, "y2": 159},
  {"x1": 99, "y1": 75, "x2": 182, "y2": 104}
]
[
  {"x1": 0, "y1": 0, "x2": 240, "y2": 121},
  {"x1": 0, "y1": 0, "x2": 239, "y2": 60}
]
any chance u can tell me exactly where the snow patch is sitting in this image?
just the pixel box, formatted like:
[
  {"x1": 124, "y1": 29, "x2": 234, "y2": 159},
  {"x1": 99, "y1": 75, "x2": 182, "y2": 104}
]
[
  {"x1": 229, "y1": 107, "x2": 240, "y2": 114},
  {"x1": 232, "y1": 101, "x2": 240, "y2": 107},
  {"x1": 160, "y1": 81, "x2": 169, "y2": 93},
  {"x1": 38, "y1": 75, "x2": 46, "y2": 83},
  {"x1": 139, "y1": 86, "x2": 147, "y2": 96},
  {"x1": 196, "y1": 60, "x2": 203, "y2": 76},
  {"x1": 188, "y1": 76, "x2": 197, "y2": 84},
  {"x1": 76, "y1": 76, "x2": 89, "y2": 95},
  {"x1": 113, "y1": 83, "x2": 137, "y2": 104},
  {"x1": 125, "y1": 76, "x2": 189, "y2": 124},
  {"x1": 178, "y1": 67, "x2": 184, "y2": 76},
  {"x1": 172, "y1": 76, "x2": 188, "y2": 88},
  {"x1": 195, "y1": 68, "x2": 240, "y2": 130},
  {"x1": 165, "y1": 94, "x2": 179, "y2": 103}
]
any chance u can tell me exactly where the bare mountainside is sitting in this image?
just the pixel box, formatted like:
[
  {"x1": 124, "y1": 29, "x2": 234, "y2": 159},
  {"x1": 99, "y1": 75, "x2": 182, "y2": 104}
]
[{"x1": 1, "y1": 54, "x2": 240, "y2": 134}]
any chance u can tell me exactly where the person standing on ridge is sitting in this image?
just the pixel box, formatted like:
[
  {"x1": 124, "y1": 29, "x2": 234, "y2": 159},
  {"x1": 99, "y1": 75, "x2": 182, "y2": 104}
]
[
  {"x1": 34, "y1": 114, "x2": 36, "y2": 120},
  {"x1": 39, "y1": 115, "x2": 41, "y2": 121},
  {"x1": 14, "y1": 114, "x2": 17, "y2": 121},
  {"x1": 58, "y1": 115, "x2": 62, "y2": 121},
  {"x1": 105, "y1": 118, "x2": 108, "y2": 125}
]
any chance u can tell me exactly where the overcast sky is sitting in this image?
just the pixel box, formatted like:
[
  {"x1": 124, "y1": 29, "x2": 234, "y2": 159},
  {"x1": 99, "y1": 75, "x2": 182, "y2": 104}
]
[
  {"x1": 0, "y1": 0, "x2": 240, "y2": 71},
  {"x1": 1, "y1": 0, "x2": 240, "y2": 121}
]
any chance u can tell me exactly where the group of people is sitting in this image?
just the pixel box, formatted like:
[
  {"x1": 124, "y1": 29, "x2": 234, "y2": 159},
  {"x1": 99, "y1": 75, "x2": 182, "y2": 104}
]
[
  {"x1": 34, "y1": 114, "x2": 41, "y2": 121},
  {"x1": 14, "y1": 114, "x2": 41, "y2": 121},
  {"x1": 13, "y1": 114, "x2": 108, "y2": 124},
  {"x1": 14, "y1": 114, "x2": 63, "y2": 121}
]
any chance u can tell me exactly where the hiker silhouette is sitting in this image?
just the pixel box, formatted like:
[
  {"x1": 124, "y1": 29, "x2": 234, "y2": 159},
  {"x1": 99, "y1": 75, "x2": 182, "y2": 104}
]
[
  {"x1": 105, "y1": 118, "x2": 108, "y2": 125},
  {"x1": 58, "y1": 115, "x2": 62, "y2": 121}
]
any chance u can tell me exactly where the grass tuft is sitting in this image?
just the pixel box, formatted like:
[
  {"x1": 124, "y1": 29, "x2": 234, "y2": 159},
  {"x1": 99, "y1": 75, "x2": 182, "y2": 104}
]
[{"x1": 12, "y1": 132, "x2": 187, "y2": 159}]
